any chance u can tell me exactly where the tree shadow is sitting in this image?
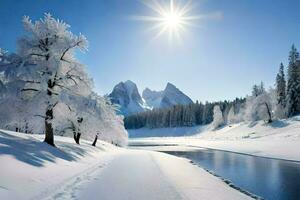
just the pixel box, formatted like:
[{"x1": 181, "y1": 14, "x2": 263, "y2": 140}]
[
  {"x1": 0, "y1": 131, "x2": 86, "y2": 167},
  {"x1": 248, "y1": 121, "x2": 259, "y2": 128},
  {"x1": 269, "y1": 120, "x2": 289, "y2": 128}
]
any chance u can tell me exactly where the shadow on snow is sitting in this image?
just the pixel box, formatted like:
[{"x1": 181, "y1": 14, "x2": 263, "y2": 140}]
[{"x1": 0, "y1": 131, "x2": 89, "y2": 167}]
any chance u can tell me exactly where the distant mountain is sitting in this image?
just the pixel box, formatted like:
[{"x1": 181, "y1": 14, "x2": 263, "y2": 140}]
[
  {"x1": 142, "y1": 88, "x2": 163, "y2": 108},
  {"x1": 109, "y1": 81, "x2": 193, "y2": 116},
  {"x1": 108, "y1": 80, "x2": 148, "y2": 116},
  {"x1": 142, "y1": 83, "x2": 193, "y2": 109},
  {"x1": 159, "y1": 83, "x2": 193, "y2": 108}
]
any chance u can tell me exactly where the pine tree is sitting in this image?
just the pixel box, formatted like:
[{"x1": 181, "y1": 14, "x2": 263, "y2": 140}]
[
  {"x1": 259, "y1": 81, "x2": 265, "y2": 94},
  {"x1": 276, "y1": 63, "x2": 286, "y2": 107},
  {"x1": 252, "y1": 82, "x2": 265, "y2": 97},
  {"x1": 286, "y1": 44, "x2": 300, "y2": 116},
  {"x1": 252, "y1": 84, "x2": 260, "y2": 97}
]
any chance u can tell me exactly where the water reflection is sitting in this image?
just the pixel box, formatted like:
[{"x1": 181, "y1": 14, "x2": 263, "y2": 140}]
[{"x1": 160, "y1": 149, "x2": 300, "y2": 200}]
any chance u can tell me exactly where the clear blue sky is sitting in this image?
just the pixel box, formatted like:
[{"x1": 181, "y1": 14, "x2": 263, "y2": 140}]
[{"x1": 0, "y1": 0, "x2": 299, "y2": 102}]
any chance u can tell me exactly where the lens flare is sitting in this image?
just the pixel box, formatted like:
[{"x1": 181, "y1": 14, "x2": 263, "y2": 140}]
[{"x1": 133, "y1": 0, "x2": 200, "y2": 42}]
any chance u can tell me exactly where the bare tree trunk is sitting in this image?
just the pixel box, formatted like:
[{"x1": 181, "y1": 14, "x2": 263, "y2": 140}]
[
  {"x1": 74, "y1": 132, "x2": 81, "y2": 144},
  {"x1": 265, "y1": 102, "x2": 272, "y2": 123},
  {"x1": 77, "y1": 133, "x2": 81, "y2": 144},
  {"x1": 92, "y1": 135, "x2": 98, "y2": 147},
  {"x1": 44, "y1": 121, "x2": 55, "y2": 146},
  {"x1": 44, "y1": 77, "x2": 56, "y2": 146},
  {"x1": 74, "y1": 117, "x2": 83, "y2": 145},
  {"x1": 73, "y1": 131, "x2": 77, "y2": 143},
  {"x1": 44, "y1": 105, "x2": 55, "y2": 146}
]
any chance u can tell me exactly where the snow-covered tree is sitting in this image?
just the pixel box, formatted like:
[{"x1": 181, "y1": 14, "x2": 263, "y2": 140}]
[
  {"x1": 0, "y1": 15, "x2": 128, "y2": 147},
  {"x1": 276, "y1": 63, "x2": 286, "y2": 106},
  {"x1": 275, "y1": 63, "x2": 287, "y2": 118},
  {"x1": 212, "y1": 105, "x2": 224, "y2": 129},
  {"x1": 17, "y1": 13, "x2": 91, "y2": 146},
  {"x1": 56, "y1": 93, "x2": 128, "y2": 146},
  {"x1": 227, "y1": 106, "x2": 235, "y2": 124},
  {"x1": 252, "y1": 82, "x2": 265, "y2": 97},
  {"x1": 286, "y1": 44, "x2": 300, "y2": 117},
  {"x1": 243, "y1": 84, "x2": 273, "y2": 123},
  {"x1": 0, "y1": 50, "x2": 39, "y2": 133},
  {"x1": 255, "y1": 91, "x2": 273, "y2": 123}
]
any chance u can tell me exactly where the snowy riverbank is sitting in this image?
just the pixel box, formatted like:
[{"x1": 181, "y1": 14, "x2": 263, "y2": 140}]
[
  {"x1": 129, "y1": 117, "x2": 300, "y2": 161},
  {"x1": 0, "y1": 129, "x2": 251, "y2": 200}
]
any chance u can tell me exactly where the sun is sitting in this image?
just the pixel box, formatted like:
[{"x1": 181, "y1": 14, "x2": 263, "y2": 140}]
[
  {"x1": 163, "y1": 11, "x2": 182, "y2": 29},
  {"x1": 133, "y1": 0, "x2": 200, "y2": 42}
]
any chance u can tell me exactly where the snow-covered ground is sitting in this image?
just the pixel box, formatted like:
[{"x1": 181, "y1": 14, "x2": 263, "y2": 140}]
[
  {"x1": 75, "y1": 150, "x2": 251, "y2": 200},
  {"x1": 0, "y1": 129, "x2": 251, "y2": 200},
  {"x1": 0, "y1": 129, "x2": 118, "y2": 200},
  {"x1": 129, "y1": 117, "x2": 300, "y2": 161}
]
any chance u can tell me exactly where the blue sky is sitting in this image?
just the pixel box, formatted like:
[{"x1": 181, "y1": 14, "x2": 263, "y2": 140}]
[{"x1": 0, "y1": 0, "x2": 299, "y2": 102}]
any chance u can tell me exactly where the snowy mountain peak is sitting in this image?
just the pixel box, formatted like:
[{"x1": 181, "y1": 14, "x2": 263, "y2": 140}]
[
  {"x1": 110, "y1": 81, "x2": 193, "y2": 116},
  {"x1": 142, "y1": 88, "x2": 163, "y2": 109},
  {"x1": 165, "y1": 82, "x2": 177, "y2": 90},
  {"x1": 143, "y1": 82, "x2": 193, "y2": 109},
  {"x1": 160, "y1": 82, "x2": 193, "y2": 108},
  {"x1": 124, "y1": 80, "x2": 137, "y2": 90},
  {"x1": 108, "y1": 80, "x2": 147, "y2": 116}
]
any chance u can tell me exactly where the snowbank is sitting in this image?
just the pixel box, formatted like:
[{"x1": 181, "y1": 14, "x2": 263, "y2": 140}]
[
  {"x1": 151, "y1": 151, "x2": 252, "y2": 200},
  {"x1": 130, "y1": 117, "x2": 300, "y2": 161}
]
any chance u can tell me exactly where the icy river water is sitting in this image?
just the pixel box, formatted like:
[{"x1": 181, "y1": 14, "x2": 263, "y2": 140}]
[{"x1": 129, "y1": 141, "x2": 300, "y2": 200}]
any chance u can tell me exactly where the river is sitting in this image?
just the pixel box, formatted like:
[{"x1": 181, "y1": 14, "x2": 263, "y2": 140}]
[{"x1": 129, "y1": 141, "x2": 300, "y2": 200}]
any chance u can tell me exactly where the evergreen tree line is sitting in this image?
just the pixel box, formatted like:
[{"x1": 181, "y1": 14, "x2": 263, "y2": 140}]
[
  {"x1": 124, "y1": 98, "x2": 245, "y2": 129},
  {"x1": 276, "y1": 44, "x2": 300, "y2": 117}
]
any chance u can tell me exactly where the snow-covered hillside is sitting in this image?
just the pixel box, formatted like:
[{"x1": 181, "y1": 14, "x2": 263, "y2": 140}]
[{"x1": 130, "y1": 117, "x2": 300, "y2": 161}]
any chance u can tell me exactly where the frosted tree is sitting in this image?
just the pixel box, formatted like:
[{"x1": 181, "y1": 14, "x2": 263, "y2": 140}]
[
  {"x1": 17, "y1": 13, "x2": 91, "y2": 146},
  {"x1": 276, "y1": 63, "x2": 287, "y2": 106},
  {"x1": 227, "y1": 106, "x2": 235, "y2": 124},
  {"x1": 286, "y1": 44, "x2": 300, "y2": 117},
  {"x1": 243, "y1": 85, "x2": 273, "y2": 123},
  {"x1": 88, "y1": 94, "x2": 127, "y2": 146},
  {"x1": 0, "y1": 50, "x2": 39, "y2": 133},
  {"x1": 243, "y1": 95, "x2": 256, "y2": 121},
  {"x1": 212, "y1": 105, "x2": 224, "y2": 129},
  {"x1": 255, "y1": 91, "x2": 273, "y2": 123},
  {"x1": 57, "y1": 93, "x2": 128, "y2": 146},
  {"x1": 275, "y1": 63, "x2": 287, "y2": 118},
  {"x1": 252, "y1": 82, "x2": 265, "y2": 97}
]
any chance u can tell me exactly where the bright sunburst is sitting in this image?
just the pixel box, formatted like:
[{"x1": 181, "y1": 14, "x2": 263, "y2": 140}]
[{"x1": 133, "y1": 0, "x2": 200, "y2": 42}]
